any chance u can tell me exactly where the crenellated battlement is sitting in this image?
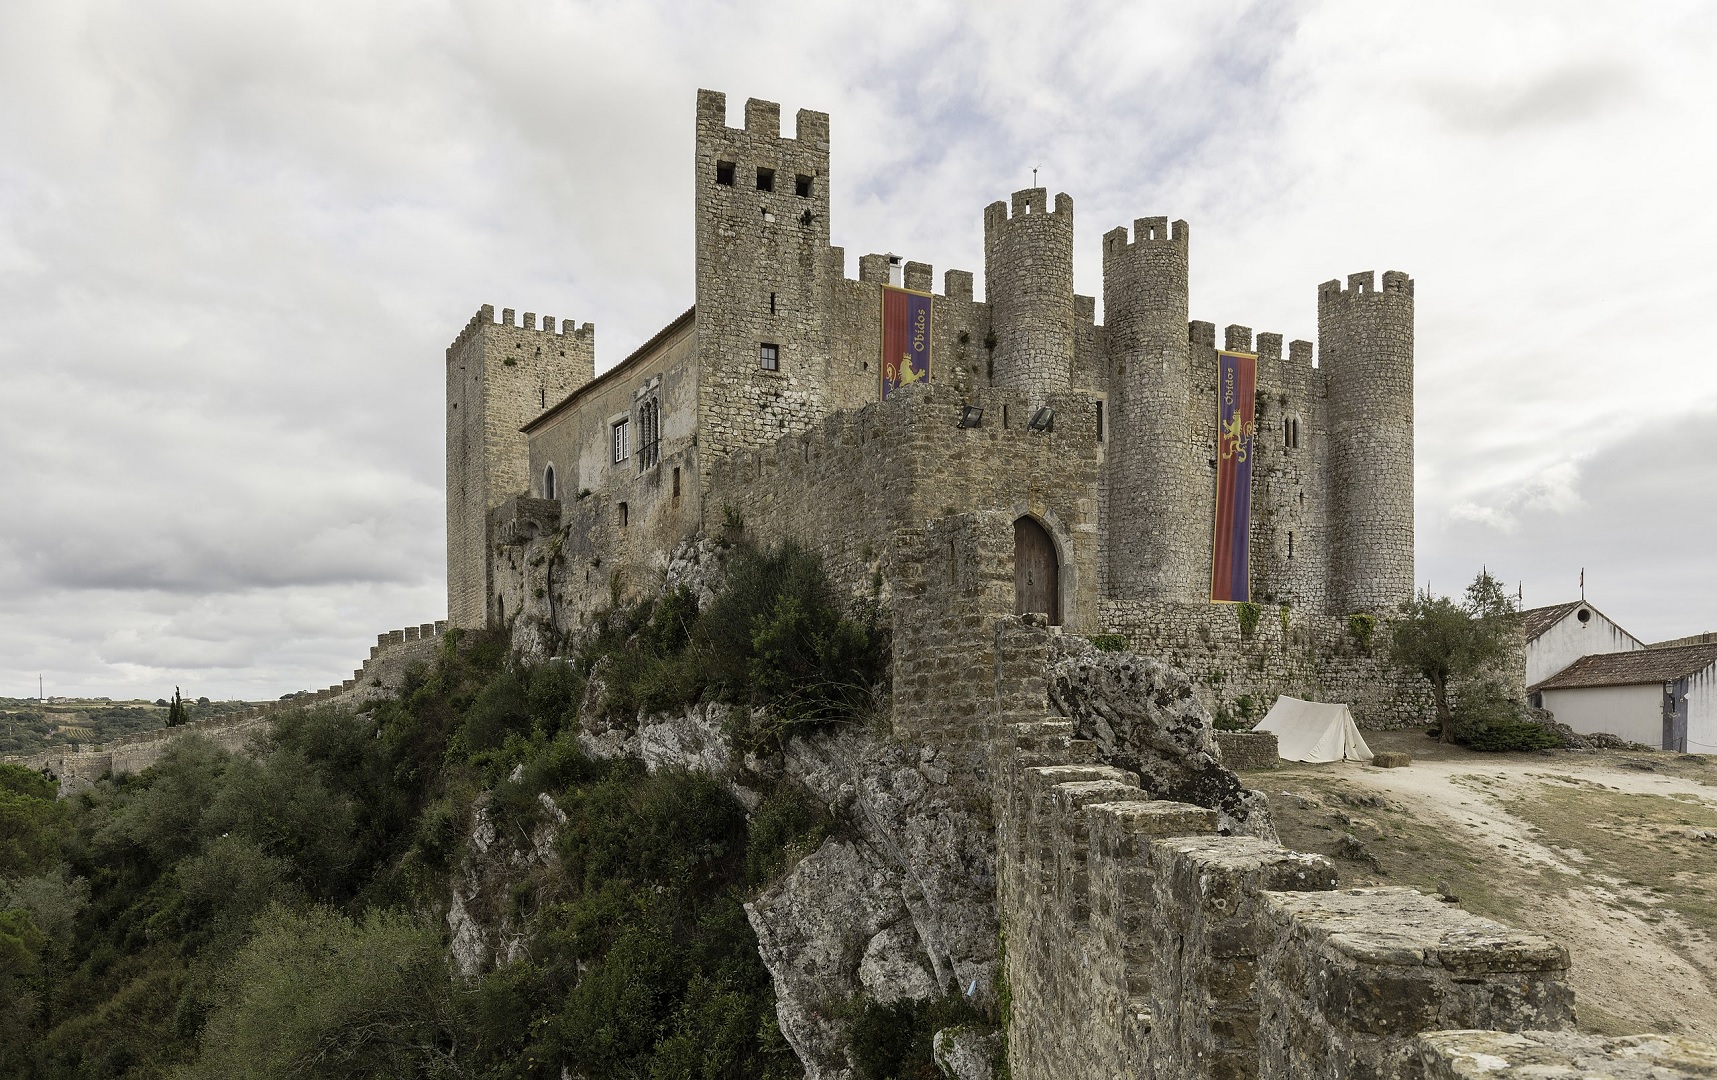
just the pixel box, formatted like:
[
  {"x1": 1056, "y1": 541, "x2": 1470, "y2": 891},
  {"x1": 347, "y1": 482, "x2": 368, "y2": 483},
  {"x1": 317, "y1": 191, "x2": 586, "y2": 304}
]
[
  {"x1": 695, "y1": 89, "x2": 829, "y2": 146},
  {"x1": 1318, "y1": 269, "x2": 1415, "y2": 304},
  {"x1": 1101, "y1": 215, "x2": 1189, "y2": 258},
  {"x1": 983, "y1": 187, "x2": 1073, "y2": 232},
  {"x1": 448, "y1": 303, "x2": 596, "y2": 355},
  {"x1": 998, "y1": 681, "x2": 1595, "y2": 1080}
]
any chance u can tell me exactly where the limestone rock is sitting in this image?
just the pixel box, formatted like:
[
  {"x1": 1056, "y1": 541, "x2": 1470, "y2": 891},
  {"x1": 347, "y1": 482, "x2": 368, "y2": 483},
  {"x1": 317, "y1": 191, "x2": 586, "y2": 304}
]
[
  {"x1": 1047, "y1": 637, "x2": 1276, "y2": 840},
  {"x1": 933, "y1": 1027, "x2": 1000, "y2": 1080},
  {"x1": 636, "y1": 702, "x2": 736, "y2": 777},
  {"x1": 446, "y1": 796, "x2": 564, "y2": 981},
  {"x1": 780, "y1": 731, "x2": 999, "y2": 1006},
  {"x1": 746, "y1": 838, "x2": 919, "y2": 1080},
  {"x1": 661, "y1": 536, "x2": 728, "y2": 609},
  {"x1": 742, "y1": 729, "x2": 1000, "y2": 1078}
]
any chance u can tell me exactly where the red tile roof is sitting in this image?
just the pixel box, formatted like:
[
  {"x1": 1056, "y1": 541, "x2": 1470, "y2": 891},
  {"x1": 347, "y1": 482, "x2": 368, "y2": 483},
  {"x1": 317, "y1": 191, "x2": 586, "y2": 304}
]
[{"x1": 1530, "y1": 642, "x2": 1717, "y2": 692}]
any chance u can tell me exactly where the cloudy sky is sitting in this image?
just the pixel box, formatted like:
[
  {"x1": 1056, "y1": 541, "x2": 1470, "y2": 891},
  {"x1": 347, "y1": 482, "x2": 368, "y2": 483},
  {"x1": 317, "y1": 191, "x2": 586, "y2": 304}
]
[{"x1": 2, "y1": 0, "x2": 1714, "y2": 701}]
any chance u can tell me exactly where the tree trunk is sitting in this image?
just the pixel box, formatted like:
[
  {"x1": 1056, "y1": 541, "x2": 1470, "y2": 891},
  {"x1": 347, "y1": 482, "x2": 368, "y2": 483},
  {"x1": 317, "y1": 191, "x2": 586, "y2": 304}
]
[{"x1": 1433, "y1": 679, "x2": 1456, "y2": 744}]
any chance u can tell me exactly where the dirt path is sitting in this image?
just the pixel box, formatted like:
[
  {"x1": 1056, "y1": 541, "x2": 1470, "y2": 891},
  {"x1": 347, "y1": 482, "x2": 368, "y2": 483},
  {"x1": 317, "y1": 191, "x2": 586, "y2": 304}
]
[{"x1": 1262, "y1": 741, "x2": 1717, "y2": 1040}]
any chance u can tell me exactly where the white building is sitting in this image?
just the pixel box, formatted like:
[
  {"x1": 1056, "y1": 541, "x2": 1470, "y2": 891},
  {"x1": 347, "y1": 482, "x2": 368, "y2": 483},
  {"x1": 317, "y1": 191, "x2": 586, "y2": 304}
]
[
  {"x1": 1529, "y1": 643, "x2": 1717, "y2": 753},
  {"x1": 1520, "y1": 601, "x2": 1644, "y2": 690}
]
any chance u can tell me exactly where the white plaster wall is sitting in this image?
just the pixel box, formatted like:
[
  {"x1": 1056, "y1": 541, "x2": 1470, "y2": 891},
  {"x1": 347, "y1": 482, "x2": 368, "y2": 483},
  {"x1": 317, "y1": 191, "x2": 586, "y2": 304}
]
[
  {"x1": 1526, "y1": 607, "x2": 1643, "y2": 686},
  {"x1": 1685, "y1": 665, "x2": 1717, "y2": 755},
  {"x1": 1541, "y1": 683, "x2": 1662, "y2": 747}
]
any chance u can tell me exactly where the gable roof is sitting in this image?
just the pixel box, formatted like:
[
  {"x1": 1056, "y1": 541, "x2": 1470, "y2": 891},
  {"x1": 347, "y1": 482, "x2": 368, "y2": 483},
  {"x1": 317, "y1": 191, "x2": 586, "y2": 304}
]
[
  {"x1": 521, "y1": 306, "x2": 695, "y2": 435},
  {"x1": 1518, "y1": 602, "x2": 1582, "y2": 643},
  {"x1": 1530, "y1": 642, "x2": 1717, "y2": 692}
]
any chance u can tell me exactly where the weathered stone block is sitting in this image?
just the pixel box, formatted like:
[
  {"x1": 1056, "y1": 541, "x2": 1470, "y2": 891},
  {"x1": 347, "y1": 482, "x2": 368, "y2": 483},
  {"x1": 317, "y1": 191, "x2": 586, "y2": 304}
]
[
  {"x1": 1257, "y1": 889, "x2": 1573, "y2": 1080},
  {"x1": 1146, "y1": 836, "x2": 1338, "y2": 1080},
  {"x1": 1216, "y1": 730, "x2": 1280, "y2": 770},
  {"x1": 1415, "y1": 1029, "x2": 1717, "y2": 1078}
]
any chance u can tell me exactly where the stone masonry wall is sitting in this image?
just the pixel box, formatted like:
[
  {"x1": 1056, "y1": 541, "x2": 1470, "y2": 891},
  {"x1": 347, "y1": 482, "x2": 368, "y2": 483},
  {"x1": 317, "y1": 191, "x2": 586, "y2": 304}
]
[
  {"x1": 704, "y1": 381, "x2": 1102, "y2": 745},
  {"x1": 984, "y1": 188, "x2": 1075, "y2": 406},
  {"x1": 693, "y1": 91, "x2": 842, "y2": 499},
  {"x1": 999, "y1": 713, "x2": 1587, "y2": 1080},
  {"x1": 1098, "y1": 598, "x2": 1433, "y2": 729},
  {"x1": 1320, "y1": 270, "x2": 1415, "y2": 613},
  {"x1": 1102, "y1": 217, "x2": 1199, "y2": 602},
  {"x1": 448, "y1": 304, "x2": 594, "y2": 628}
]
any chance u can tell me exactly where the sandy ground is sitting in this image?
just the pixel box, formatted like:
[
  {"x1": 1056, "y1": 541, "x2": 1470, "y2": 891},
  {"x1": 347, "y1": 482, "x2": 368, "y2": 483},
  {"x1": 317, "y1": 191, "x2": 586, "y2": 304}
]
[{"x1": 1258, "y1": 733, "x2": 1717, "y2": 1041}]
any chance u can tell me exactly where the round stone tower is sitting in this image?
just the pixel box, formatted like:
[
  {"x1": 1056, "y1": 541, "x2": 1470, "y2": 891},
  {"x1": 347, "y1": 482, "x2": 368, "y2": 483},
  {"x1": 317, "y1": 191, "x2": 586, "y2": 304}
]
[
  {"x1": 983, "y1": 188, "x2": 1074, "y2": 405},
  {"x1": 1319, "y1": 270, "x2": 1415, "y2": 612},
  {"x1": 1101, "y1": 217, "x2": 1199, "y2": 600}
]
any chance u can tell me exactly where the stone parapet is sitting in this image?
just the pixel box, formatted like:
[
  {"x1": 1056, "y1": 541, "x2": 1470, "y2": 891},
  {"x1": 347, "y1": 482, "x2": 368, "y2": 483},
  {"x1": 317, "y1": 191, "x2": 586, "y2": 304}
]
[
  {"x1": 1413, "y1": 1029, "x2": 1717, "y2": 1078},
  {"x1": 1256, "y1": 888, "x2": 1574, "y2": 1079},
  {"x1": 1144, "y1": 836, "x2": 1337, "y2": 1078},
  {"x1": 996, "y1": 704, "x2": 1628, "y2": 1080}
]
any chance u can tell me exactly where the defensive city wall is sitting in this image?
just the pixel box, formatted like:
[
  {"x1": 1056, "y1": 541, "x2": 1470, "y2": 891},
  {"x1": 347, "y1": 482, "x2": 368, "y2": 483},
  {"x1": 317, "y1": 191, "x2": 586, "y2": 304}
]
[
  {"x1": 992, "y1": 616, "x2": 1709, "y2": 1080},
  {"x1": 5, "y1": 622, "x2": 449, "y2": 793}
]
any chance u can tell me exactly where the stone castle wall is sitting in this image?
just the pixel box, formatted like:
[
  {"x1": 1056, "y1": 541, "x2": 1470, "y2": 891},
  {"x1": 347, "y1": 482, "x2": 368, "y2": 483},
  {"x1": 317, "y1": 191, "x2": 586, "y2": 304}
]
[
  {"x1": 984, "y1": 614, "x2": 1650, "y2": 1080},
  {"x1": 998, "y1": 688, "x2": 1579, "y2": 1080},
  {"x1": 1320, "y1": 271, "x2": 1415, "y2": 612},
  {"x1": 6, "y1": 622, "x2": 448, "y2": 794},
  {"x1": 1097, "y1": 598, "x2": 1434, "y2": 729},
  {"x1": 447, "y1": 305, "x2": 594, "y2": 628}
]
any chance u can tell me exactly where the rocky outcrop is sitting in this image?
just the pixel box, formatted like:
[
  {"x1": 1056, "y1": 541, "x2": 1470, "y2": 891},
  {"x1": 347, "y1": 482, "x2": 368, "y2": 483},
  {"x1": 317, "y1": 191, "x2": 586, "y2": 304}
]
[
  {"x1": 446, "y1": 790, "x2": 566, "y2": 981},
  {"x1": 577, "y1": 709, "x2": 997, "y2": 1080},
  {"x1": 746, "y1": 731, "x2": 999, "y2": 1079},
  {"x1": 934, "y1": 1028, "x2": 1001, "y2": 1080},
  {"x1": 1047, "y1": 636, "x2": 1276, "y2": 840}
]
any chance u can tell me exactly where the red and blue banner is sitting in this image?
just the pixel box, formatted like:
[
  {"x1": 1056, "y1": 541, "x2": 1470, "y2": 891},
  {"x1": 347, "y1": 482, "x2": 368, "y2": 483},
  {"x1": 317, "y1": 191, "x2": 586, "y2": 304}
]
[
  {"x1": 1211, "y1": 351, "x2": 1257, "y2": 604},
  {"x1": 881, "y1": 286, "x2": 932, "y2": 399}
]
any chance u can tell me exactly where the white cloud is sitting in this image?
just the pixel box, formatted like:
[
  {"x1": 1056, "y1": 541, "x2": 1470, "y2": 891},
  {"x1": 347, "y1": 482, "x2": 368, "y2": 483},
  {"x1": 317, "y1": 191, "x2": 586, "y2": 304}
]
[{"x1": 1, "y1": 0, "x2": 1713, "y2": 697}]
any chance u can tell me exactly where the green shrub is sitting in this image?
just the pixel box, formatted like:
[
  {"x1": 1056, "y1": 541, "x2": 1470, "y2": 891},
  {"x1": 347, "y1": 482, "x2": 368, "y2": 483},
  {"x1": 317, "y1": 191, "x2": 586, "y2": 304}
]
[
  {"x1": 1453, "y1": 680, "x2": 1561, "y2": 752},
  {"x1": 848, "y1": 992, "x2": 990, "y2": 1080},
  {"x1": 1212, "y1": 704, "x2": 1249, "y2": 732},
  {"x1": 1236, "y1": 602, "x2": 1261, "y2": 637},
  {"x1": 1089, "y1": 633, "x2": 1129, "y2": 653},
  {"x1": 745, "y1": 783, "x2": 835, "y2": 886},
  {"x1": 181, "y1": 906, "x2": 465, "y2": 1080},
  {"x1": 1347, "y1": 613, "x2": 1376, "y2": 651},
  {"x1": 0, "y1": 762, "x2": 62, "y2": 875}
]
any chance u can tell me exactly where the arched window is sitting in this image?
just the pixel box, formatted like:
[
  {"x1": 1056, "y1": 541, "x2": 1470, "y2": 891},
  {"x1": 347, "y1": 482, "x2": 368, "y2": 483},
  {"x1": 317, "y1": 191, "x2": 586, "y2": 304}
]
[
  {"x1": 637, "y1": 398, "x2": 661, "y2": 469},
  {"x1": 543, "y1": 464, "x2": 557, "y2": 500}
]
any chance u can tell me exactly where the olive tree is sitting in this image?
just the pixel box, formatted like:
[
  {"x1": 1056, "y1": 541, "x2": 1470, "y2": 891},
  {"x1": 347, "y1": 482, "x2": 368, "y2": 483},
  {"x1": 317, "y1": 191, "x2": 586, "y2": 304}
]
[{"x1": 1388, "y1": 570, "x2": 1519, "y2": 744}]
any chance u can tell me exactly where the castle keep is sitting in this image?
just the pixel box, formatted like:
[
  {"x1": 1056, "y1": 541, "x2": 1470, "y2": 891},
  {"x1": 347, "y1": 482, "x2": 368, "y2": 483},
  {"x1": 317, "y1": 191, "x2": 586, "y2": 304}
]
[{"x1": 452, "y1": 88, "x2": 1425, "y2": 728}]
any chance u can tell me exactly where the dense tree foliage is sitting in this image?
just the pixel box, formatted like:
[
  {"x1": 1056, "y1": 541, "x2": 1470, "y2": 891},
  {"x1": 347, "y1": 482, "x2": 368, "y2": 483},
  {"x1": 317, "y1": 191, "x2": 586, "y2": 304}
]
[
  {"x1": 0, "y1": 540, "x2": 883, "y2": 1078},
  {"x1": 1389, "y1": 570, "x2": 1554, "y2": 751}
]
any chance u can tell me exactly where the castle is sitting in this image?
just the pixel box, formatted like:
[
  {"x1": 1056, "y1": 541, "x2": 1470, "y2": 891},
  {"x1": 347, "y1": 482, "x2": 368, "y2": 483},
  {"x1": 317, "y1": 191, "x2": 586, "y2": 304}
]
[
  {"x1": 450, "y1": 88, "x2": 1426, "y2": 729},
  {"x1": 16, "y1": 90, "x2": 1713, "y2": 1080}
]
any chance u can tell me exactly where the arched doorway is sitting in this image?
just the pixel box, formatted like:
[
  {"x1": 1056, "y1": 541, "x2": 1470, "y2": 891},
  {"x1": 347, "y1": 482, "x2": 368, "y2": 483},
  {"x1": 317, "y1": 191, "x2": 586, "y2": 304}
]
[{"x1": 1014, "y1": 516, "x2": 1060, "y2": 624}]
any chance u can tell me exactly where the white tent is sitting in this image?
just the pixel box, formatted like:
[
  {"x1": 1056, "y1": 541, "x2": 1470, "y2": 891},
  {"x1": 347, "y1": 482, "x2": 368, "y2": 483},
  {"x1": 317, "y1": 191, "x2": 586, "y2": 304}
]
[{"x1": 1254, "y1": 696, "x2": 1374, "y2": 763}]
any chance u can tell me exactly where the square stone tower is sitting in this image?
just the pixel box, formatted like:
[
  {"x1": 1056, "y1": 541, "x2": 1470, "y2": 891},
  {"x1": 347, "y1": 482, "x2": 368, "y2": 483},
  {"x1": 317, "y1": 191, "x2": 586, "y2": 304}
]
[
  {"x1": 446, "y1": 306, "x2": 593, "y2": 628},
  {"x1": 692, "y1": 90, "x2": 834, "y2": 508}
]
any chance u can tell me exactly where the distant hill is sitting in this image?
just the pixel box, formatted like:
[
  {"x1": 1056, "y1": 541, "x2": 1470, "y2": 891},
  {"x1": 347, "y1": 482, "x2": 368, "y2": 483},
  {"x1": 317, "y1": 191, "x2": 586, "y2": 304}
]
[{"x1": 0, "y1": 697, "x2": 261, "y2": 755}]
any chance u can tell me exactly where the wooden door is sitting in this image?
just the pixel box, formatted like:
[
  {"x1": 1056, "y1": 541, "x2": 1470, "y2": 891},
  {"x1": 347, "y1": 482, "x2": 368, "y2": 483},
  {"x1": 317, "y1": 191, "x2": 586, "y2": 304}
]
[{"x1": 1014, "y1": 517, "x2": 1060, "y2": 624}]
